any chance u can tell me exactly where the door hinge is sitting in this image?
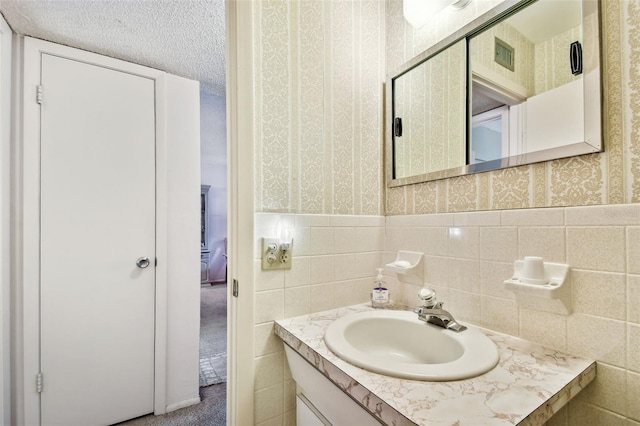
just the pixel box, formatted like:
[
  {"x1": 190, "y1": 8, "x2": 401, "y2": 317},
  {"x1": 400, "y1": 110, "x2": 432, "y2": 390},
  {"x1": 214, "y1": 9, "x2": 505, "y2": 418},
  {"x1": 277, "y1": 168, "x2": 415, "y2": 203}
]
[
  {"x1": 36, "y1": 85, "x2": 43, "y2": 105},
  {"x1": 232, "y1": 279, "x2": 238, "y2": 297},
  {"x1": 36, "y1": 372, "x2": 43, "y2": 393}
]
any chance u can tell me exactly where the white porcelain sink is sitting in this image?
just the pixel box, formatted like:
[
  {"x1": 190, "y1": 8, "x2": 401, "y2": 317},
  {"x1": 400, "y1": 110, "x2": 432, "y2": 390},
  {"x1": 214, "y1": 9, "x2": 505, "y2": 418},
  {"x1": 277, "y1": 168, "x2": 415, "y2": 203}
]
[{"x1": 323, "y1": 309, "x2": 499, "y2": 381}]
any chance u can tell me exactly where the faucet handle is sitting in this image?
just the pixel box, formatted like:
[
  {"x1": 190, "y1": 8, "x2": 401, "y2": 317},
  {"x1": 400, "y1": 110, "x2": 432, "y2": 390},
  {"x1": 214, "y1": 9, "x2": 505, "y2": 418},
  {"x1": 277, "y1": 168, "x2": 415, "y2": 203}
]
[{"x1": 418, "y1": 288, "x2": 438, "y2": 308}]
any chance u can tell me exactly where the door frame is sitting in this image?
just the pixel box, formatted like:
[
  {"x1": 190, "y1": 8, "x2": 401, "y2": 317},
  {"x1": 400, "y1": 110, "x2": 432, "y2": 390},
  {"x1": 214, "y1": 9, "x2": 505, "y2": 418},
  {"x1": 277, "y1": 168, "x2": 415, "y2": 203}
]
[
  {"x1": 17, "y1": 37, "x2": 169, "y2": 425},
  {"x1": 226, "y1": 1, "x2": 255, "y2": 425},
  {"x1": 0, "y1": 13, "x2": 13, "y2": 426}
]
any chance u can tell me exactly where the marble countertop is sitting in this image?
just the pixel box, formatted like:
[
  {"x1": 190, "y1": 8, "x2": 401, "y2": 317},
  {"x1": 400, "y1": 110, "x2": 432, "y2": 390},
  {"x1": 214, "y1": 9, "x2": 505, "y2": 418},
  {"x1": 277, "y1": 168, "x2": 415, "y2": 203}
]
[{"x1": 274, "y1": 304, "x2": 596, "y2": 426}]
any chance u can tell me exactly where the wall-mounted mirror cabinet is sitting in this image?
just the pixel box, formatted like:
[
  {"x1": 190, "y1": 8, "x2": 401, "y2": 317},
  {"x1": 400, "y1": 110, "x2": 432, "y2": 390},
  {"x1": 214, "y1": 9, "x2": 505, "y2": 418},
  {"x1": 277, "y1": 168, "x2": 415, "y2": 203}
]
[{"x1": 387, "y1": 0, "x2": 602, "y2": 187}]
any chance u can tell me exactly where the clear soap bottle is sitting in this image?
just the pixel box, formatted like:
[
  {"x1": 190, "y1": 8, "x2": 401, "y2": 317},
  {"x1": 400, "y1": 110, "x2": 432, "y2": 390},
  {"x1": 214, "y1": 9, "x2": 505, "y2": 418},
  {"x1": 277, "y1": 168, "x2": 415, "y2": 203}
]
[{"x1": 371, "y1": 268, "x2": 390, "y2": 308}]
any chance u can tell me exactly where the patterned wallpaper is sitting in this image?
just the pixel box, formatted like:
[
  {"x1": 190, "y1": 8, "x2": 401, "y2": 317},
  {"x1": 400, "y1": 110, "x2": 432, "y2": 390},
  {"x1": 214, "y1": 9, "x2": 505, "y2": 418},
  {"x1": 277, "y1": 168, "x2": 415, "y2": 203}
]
[
  {"x1": 253, "y1": 0, "x2": 385, "y2": 216},
  {"x1": 394, "y1": 40, "x2": 466, "y2": 178},
  {"x1": 386, "y1": 0, "x2": 640, "y2": 215},
  {"x1": 253, "y1": 0, "x2": 640, "y2": 216}
]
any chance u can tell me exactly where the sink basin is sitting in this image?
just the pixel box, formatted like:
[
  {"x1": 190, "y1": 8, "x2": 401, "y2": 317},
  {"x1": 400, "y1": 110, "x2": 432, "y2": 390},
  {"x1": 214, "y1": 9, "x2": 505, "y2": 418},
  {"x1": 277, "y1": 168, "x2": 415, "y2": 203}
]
[{"x1": 323, "y1": 309, "x2": 499, "y2": 381}]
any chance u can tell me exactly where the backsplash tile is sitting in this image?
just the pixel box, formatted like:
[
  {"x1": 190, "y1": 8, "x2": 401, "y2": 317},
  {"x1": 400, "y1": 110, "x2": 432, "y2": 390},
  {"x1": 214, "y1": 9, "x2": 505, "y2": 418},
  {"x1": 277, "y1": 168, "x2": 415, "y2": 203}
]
[
  {"x1": 452, "y1": 210, "x2": 501, "y2": 227},
  {"x1": 480, "y1": 295, "x2": 519, "y2": 336},
  {"x1": 565, "y1": 204, "x2": 640, "y2": 226},
  {"x1": 501, "y1": 207, "x2": 565, "y2": 226},
  {"x1": 254, "y1": 352, "x2": 284, "y2": 391},
  {"x1": 575, "y1": 363, "x2": 628, "y2": 416},
  {"x1": 566, "y1": 227, "x2": 626, "y2": 273},
  {"x1": 628, "y1": 372, "x2": 640, "y2": 421},
  {"x1": 479, "y1": 260, "x2": 514, "y2": 300},
  {"x1": 283, "y1": 286, "x2": 310, "y2": 318},
  {"x1": 255, "y1": 289, "x2": 285, "y2": 325},
  {"x1": 423, "y1": 255, "x2": 449, "y2": 287},
  {"x1": 568, "y1": 401, "x2": 627, "y2": 426},
  {"x1": 572, "y1": 271, "x2": 626, "y2": 321},
  {"x1": 255, "y1": 213, "x2": 385, "y2": 321},
  {"x1": 309, "y1": 255, "x2": 335, "y2": 285},
  {"x1": 308, "y1": 227, "x2": 335, "y2": 255},
  {"x1": 519, "y1": 308, "x2": 567, "y2": 352},
  {"x1": 254, "y1": 322, "x2": 281, "y2": 358},
  {"x1": 254, "y1": 384, "x2": 284, "y2": 425},
  {"x1": 628, "y1": 227, "x2": 640, "y2": 274},
  {"x1": 447, "y1": 226, "x2": 479, "y2": 259},
  {"x1": 255, "y1": 261, "x2": 285, "y2": 292},
  {"x1": 479, "y1": 227, "x2": 518, "y2": 262},
  {"x1": 567, "y1": 315, "x2": 625, "y2": 368},
  {"x1": 629, "y1": 274, "x2": 640, "y2": 324},
  {"x1": 628, "y1": 323, "x2": 640, "y2": 373},
  {"x1": 517, "y1": 227, "x2": 567, "y2": 262},
  {"x1": 448, "y1": 258, "x2": 480, "y2": 293},
  {"x1": 381, "y1": 204, "x2": 639, "y2": 424},
  {"x1": 309, "y1": 283, "x2": 334, "y2": 313},
  {"x1": 284, "y1": 257, "x2": 310, "y2": 288}
]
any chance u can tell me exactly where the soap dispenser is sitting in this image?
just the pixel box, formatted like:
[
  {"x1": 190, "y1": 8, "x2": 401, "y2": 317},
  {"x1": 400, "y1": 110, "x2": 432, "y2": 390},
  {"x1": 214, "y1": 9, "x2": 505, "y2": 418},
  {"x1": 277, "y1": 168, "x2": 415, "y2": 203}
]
[{"x1": 371, "y1": 268, "x2": 390, "y2": 308}]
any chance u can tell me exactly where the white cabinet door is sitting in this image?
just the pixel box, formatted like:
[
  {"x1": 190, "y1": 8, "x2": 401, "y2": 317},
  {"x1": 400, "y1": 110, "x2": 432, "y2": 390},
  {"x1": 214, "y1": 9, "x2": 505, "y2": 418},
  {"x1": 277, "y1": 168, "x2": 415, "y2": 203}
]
[
  {"x1": 297, "y1": 395, "x2": 331, "y2": 426},
  {"x1": 40, "y1": 53, "x2": 156, "y2": 425}
]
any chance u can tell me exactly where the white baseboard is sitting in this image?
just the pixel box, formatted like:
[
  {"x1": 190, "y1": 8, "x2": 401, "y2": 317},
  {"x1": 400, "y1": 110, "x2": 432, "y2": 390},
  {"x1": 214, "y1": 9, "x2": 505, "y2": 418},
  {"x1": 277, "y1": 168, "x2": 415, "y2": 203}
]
[{"x1": 165, "y1": 397, "x2": 201, "y2": 413}]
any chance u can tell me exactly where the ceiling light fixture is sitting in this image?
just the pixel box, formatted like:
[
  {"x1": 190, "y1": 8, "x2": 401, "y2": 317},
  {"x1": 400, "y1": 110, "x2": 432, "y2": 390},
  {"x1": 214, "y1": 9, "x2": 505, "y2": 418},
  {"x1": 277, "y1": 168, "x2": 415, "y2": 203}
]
[{"x1": 403, "y1": 0, "x2": 472, "y2": 29}]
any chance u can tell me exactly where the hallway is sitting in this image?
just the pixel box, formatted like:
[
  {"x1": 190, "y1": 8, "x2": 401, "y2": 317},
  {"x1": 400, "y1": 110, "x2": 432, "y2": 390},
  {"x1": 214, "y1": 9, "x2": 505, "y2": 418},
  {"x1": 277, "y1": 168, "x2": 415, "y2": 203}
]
[{"x1": 200, "y1": 284, "x2": 227, "y2": 387}]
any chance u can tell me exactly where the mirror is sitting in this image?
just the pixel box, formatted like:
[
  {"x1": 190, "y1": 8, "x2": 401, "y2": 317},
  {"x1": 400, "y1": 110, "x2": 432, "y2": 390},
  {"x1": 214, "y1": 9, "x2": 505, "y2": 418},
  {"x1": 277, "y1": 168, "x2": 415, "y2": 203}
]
[
  {"x1": 393, "y1": 40, "x2": 467, "y2": 179},
  {"x1": 387, "y1": 0, "x2": 602, "y2": 187}
]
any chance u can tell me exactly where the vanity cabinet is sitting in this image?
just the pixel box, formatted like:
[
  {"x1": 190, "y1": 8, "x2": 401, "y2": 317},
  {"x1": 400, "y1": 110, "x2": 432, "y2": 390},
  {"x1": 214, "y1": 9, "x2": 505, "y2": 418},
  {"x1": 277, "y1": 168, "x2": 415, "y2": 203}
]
[
  {"x1": 276, "y1": 305, "x2": 596, "y2": 426},
  {"x1": 296, "y1": 395, "x2": 328, "y2": 426},
  {"x1": 284, "y1": 346, "x2": 380, "y2": 426}
]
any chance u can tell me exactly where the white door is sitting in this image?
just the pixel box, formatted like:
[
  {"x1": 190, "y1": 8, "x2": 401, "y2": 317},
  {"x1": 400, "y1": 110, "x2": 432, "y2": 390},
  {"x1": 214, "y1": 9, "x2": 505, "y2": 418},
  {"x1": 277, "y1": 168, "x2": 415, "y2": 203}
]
[{"x1": 39, "y1": 53, "x2": 156, "y2": 425}]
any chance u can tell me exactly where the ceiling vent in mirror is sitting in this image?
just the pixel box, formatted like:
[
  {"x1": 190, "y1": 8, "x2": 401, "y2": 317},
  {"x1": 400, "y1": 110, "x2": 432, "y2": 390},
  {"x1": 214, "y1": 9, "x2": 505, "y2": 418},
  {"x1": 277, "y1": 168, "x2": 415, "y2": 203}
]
[{"x1": 494, "y1": 37, "x2": 515, "y2": 72}]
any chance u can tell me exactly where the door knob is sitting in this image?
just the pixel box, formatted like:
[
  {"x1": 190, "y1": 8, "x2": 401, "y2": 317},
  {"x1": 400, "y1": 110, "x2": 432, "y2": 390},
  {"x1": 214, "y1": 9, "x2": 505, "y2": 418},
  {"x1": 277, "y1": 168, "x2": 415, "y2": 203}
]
[{"x1": 136, "y1": 257, "x2": 151, "y2": 269}]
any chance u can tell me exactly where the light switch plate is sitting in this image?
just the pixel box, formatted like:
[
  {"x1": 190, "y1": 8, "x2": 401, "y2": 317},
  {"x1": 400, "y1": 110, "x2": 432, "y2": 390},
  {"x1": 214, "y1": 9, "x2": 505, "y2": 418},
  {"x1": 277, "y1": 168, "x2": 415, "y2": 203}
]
[{"x1": 261, "y1": 237, "x2": 293, "y2": 270}]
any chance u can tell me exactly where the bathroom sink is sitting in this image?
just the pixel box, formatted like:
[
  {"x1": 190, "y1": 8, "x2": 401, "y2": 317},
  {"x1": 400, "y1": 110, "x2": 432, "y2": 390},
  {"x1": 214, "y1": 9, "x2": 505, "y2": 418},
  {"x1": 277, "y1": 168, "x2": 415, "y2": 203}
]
[{"x1": 323, "y1": 309, "x2": 499, "y2": 381}]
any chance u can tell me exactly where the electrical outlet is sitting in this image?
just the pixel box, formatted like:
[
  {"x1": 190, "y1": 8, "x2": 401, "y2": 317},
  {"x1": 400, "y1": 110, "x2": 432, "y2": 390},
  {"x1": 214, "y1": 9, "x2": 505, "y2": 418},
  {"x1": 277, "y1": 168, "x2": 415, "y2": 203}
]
[{"x1": 261, "y1": 237, "x2": 293, "y2": 270}]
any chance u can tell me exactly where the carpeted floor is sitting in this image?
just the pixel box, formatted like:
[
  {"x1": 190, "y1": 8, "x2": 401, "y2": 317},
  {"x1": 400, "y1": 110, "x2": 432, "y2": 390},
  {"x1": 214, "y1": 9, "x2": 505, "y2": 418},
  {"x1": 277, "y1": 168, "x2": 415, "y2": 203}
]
[
  {"x1": 200, "y1": 283, "x2": 228, "y2": 387},
  {"x1": 119, "y1": 284, "x2": 228, "y2": 426},
  {"x1": 118, "y1": 383, "x2": 226, "y2": 426}
]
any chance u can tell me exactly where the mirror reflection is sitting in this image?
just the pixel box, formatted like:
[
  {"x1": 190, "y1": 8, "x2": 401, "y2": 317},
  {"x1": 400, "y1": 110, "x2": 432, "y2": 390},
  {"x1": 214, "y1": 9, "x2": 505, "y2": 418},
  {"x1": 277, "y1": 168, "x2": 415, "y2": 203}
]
[
  {"x1": 394, "y1": 40, "x2": 466, "y2": 179},
  {"x1": 470, "y1": 0, "x2": 583, "y2": 164}
]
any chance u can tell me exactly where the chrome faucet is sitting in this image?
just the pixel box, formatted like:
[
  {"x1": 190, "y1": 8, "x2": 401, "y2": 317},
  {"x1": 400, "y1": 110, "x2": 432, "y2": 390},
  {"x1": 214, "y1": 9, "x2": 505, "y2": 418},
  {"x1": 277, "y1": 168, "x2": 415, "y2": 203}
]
[{"x1": 415, "y1": 288, "x2": 467, "y2": 332}]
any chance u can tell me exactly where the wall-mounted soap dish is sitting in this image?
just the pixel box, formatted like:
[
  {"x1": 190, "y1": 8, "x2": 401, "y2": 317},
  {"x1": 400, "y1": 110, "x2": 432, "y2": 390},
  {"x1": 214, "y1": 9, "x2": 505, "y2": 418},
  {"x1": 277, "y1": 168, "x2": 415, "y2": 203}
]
[
  {"x1": 504, "y1": 257, "x2": 571, "y2": 315},
  {"x1": 385, "y1": 251, "x2": 424, "y2": 284}
]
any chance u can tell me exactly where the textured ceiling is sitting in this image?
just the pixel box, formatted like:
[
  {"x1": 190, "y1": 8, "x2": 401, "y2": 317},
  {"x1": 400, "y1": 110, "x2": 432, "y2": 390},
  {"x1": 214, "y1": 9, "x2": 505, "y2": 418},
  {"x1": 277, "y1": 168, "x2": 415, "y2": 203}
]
[{"x1": 0, "y1": 0, "x2": 227, "y2": 95}]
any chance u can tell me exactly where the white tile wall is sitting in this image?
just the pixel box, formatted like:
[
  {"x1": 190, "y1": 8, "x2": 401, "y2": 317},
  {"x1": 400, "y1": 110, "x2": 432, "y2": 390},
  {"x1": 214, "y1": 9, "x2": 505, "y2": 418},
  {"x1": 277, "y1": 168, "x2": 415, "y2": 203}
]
[
  {"x1": 254, "y1": 213, "x2": 385, "y2": 424},
  {"x1": 384, "y1": 204, "x2": 640, "y2": 426},
  {"x1": 254, "y1": 204, "x2": 640, "y2": 425}
]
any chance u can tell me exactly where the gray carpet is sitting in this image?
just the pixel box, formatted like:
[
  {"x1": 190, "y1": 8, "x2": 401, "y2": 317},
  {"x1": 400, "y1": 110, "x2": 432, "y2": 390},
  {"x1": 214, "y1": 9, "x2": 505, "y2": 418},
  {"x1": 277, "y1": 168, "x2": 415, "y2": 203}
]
[
  {"x1": 199, "y1": 284, "x2": 227, "y2": 387},
  {"x1": 118, "y1": 383, "x2": 226, "y2": 426}
]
